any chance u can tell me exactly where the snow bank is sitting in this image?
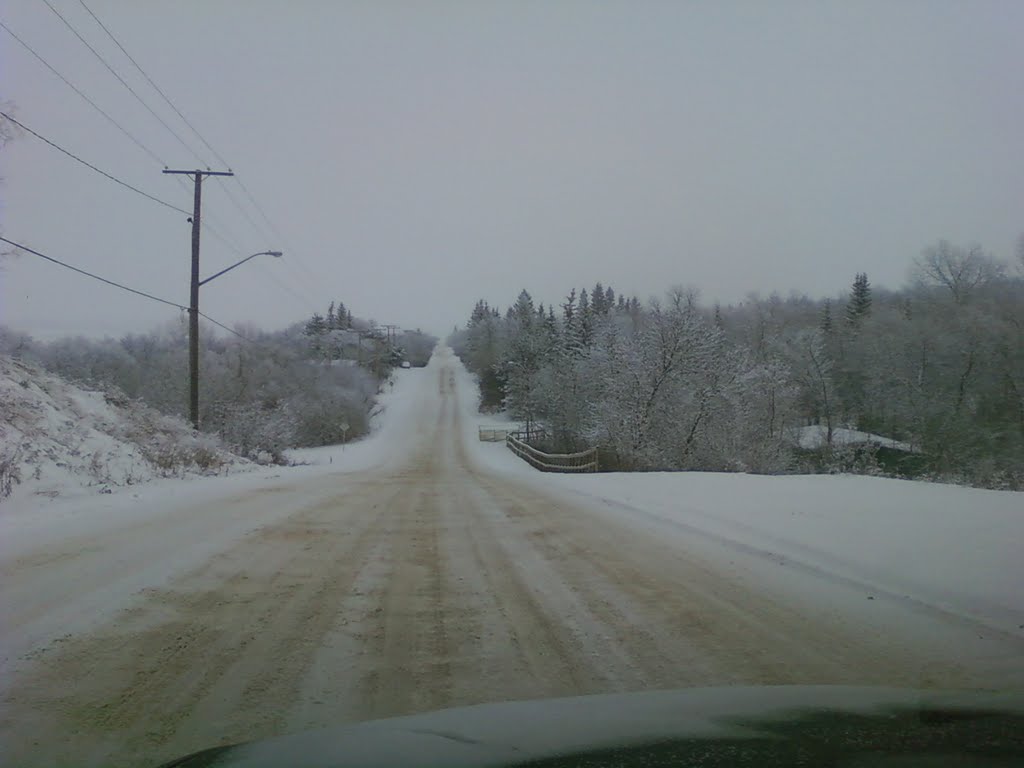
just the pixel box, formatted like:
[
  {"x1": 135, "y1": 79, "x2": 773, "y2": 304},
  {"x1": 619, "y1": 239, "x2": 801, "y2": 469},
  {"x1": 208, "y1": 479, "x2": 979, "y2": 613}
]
[
  {"x1": 0, "y1": 355, "x2": 247, "y2": 504},
  {"x1": 454, "y1": 354, "x2": 1024, "y2": 636},
  {"x1": 554, "y1": 473, "x2": 1022, "y2": 630}
]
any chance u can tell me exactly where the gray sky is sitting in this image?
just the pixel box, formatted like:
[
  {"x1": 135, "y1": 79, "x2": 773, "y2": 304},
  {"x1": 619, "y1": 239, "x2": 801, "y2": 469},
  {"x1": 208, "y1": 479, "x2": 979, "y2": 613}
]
[{"x1": 2, "y1": 0, "x2": 1022, "y2": 339}]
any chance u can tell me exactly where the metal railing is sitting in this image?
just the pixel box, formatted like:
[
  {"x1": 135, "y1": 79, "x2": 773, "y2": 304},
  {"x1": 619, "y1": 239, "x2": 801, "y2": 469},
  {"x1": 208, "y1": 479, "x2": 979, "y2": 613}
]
[{"x1": 505, "y1": 433, "x2": 598, "y2": 473}]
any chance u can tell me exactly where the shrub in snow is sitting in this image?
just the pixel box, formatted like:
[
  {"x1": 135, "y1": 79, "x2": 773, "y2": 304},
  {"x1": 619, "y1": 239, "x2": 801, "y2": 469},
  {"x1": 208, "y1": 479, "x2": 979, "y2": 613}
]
[
  {"x1": 0, "y1": 354, "x2": 246, "y2": 502},
  {"x1": 0, "y1": 446, "x2": 21, "y2": 499}
]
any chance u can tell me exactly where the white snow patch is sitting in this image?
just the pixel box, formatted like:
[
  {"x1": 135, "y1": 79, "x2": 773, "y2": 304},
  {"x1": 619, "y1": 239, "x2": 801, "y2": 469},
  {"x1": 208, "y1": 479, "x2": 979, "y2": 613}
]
[
  {"x1": 795, "y1": 424, "x2": 917, "y2": 452},
  {"x1": 0, "y1": 355, "x2": 248, "y2": 505}
]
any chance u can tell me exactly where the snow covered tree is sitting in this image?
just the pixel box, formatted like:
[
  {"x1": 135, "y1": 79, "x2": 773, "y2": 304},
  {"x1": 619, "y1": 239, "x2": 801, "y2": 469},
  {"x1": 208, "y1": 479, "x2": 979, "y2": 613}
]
[
  {"x1": 845, "y1": 273, "x2": 872, "y2": 327},
  {"x1": 914, "y1": 240, "x2": 1006, "y2": 305}
]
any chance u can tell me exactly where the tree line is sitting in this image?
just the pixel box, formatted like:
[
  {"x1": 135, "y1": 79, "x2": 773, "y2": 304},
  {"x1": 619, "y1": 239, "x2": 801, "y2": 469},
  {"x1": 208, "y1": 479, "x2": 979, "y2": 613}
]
[
  {"x1": 1, "y1": 300, "x2": 437, "y2": 462},
  {"x1": 303, "y1": 301, "x2": 437, "y2": 370},
  {"x1": 450, "y1": 240, "x2": 1024, "y2": 489}
]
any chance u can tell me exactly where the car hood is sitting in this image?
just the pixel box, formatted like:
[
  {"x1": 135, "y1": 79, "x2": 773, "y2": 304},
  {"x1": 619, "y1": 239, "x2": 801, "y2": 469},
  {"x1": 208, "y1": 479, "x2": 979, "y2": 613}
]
[{"x1": 160, "y1": 685, "x2": 1024, "y2": 767}]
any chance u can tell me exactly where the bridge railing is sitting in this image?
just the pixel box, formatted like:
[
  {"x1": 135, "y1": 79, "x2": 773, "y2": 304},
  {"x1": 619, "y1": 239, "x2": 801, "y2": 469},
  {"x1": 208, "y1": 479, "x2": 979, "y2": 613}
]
[{"x1": 505, "y1": 432, "x2": 598, "y2": 473}]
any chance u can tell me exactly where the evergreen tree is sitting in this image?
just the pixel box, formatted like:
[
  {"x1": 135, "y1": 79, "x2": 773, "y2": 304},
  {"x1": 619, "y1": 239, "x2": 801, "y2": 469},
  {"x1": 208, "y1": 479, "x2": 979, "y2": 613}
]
[
  {"x1": 845, "y1": 273, "x2": 872, "y2": 326},
  {"x1": 591, "y1": 282, "x2": 607, "y2": 315},
  {"x1": 605, "y1": 285, "x2": 616, "y2": 313},
  {"x1": 304, "y1": 313, "x2": 327, "y2": 337},
  {"x1": 327, "y1": 302, "x2": 336, "y2": 330},
  {"x1": 578, "y1": 288, "x2": 593, "y2": 347},
  {"x1": 821, "y1": 299, "x2": 834, "y2": 335}
]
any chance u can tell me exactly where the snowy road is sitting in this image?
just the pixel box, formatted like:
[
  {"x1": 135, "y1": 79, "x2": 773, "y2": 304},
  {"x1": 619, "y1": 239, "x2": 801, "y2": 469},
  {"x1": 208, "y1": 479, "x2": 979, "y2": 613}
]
[{"x1": 2, "y1": 349, "x2": 1022, "y2": 767}]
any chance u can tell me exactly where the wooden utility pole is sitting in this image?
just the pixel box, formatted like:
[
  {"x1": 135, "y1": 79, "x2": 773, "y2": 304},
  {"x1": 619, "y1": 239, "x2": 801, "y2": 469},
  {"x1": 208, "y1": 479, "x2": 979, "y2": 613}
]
[
  {"x1": 384, "y1": 324, "x2": 399, "y2": 358},
  {"x1": 162, "y1": 168, "x2": 234, "y2": 429}
]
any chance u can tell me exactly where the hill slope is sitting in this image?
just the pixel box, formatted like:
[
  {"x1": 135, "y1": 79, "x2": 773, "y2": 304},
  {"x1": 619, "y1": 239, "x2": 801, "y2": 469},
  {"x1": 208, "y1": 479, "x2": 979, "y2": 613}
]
[{"x1": 0, "y1": 355, "x2": 248, "y2": 503}]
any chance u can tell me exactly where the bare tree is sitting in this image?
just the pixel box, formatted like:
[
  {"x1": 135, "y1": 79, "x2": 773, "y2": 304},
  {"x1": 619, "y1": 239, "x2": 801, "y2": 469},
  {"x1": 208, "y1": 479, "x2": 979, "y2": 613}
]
[{"x1": 913, "y1": 240, "x2": 1006, "y2": 304}]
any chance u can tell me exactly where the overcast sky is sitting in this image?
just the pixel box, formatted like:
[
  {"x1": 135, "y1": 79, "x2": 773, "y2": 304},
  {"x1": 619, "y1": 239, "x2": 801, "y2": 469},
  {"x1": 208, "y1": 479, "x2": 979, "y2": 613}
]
[{"x1": 2, "y1": 0, "x2": 1022, "y2": 339}]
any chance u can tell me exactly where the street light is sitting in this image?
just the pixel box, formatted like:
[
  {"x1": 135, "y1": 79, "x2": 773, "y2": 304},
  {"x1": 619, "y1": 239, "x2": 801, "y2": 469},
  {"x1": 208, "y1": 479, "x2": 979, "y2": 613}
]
[
  {"x1": 199, "y1": 250, "x2": 283, "y2": 287},
  {"x1": 188, "y1": 249, "x2": 282, "y2": 429}
]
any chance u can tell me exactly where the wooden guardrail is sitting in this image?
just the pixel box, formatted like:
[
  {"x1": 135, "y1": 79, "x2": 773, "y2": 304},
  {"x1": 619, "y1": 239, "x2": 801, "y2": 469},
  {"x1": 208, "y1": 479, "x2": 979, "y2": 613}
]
[
  {"x1": 505, "y1": 433, "x2": 598, "y2": 473},
  {"x1": 479, "y1": 426, "x2": 549, "y2": 443},
  {"x1": 478, "y1": 427, "x2": 513, "y2": 442}
]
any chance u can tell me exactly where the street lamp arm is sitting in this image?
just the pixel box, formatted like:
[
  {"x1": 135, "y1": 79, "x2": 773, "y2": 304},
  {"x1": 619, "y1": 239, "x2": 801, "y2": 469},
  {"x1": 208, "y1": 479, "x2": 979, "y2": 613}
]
[{"x1": 199, "y1": 250, "x2": 282, "y2": 286}]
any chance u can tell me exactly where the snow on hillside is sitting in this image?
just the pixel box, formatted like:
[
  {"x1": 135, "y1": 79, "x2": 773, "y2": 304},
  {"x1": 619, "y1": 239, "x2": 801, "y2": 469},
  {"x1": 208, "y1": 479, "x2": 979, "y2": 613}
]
[{"x1": 0, "y1": 355, "x2": 249, "y2": 504}]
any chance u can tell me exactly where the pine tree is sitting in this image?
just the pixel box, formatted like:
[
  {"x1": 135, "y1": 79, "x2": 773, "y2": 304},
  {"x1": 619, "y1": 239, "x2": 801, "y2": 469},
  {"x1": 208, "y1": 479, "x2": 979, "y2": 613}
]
[
  {"x1": 304, "y1": 313, "x2": 327, "y2": 354},
  {"x1": 336, "y1": 301, "x2": 349, "y2": 329},
  {"x1": 605, "y1": 285, "x2": 616, "y2": 312},
  {"x1": 821, "y1": 299, "x2": 834, "y2": 334},
  {"x1": 327, "y1": 302, "x2": 336, "y2": 330},
  {"x1": 305, "y1": 313, "x2": 327, "y2": 336},
  {"x1": 578, "y1": 288, "x2": 593, "y2": 347},
  {"x1": 845, "y1": 273, "x2": 872, "y2": 326},
  {"x1": 592, "y1": 282, "x2": 606, "y2": 315},
  {"x1": 470, "y1": 299, "x2": 490, "y2": 325},
  {"x1": 562, "y1": 289, "x2": 577, "y2": 326}
]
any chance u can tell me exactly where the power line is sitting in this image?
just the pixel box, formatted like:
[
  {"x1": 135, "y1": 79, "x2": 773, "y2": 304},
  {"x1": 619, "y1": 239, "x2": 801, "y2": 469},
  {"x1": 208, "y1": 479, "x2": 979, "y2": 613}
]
[
  {"x1": 38, "y1": 0, "x2": 207, "y2": 167},
  {"x1": 197, "y1": 311, "x2": 254, "y2": 342},
  {"x1": 213, "y1": 176, "x2": 273, "y2": 241},
  {"x1": 19, "y1": 4, "x2": 324, "y2": 310},
  {"x1": 67, "y1": 3, "x2": 326, "y2": 303},
  {"x1": 2, "y1": 235, "x2": 257, "y2": 342},
  {"x1": 76, "y1": 0, "x2": 231, "y2": 170},
  {"x1": 1, "y1": 235, "x2": 186, "y2": 310},
  {"x1": 0, "y1": 16, "x2": 166, "y2": 165},
  {"x1": 0, "y1": 110, "x2": 189, "y2": 215}
]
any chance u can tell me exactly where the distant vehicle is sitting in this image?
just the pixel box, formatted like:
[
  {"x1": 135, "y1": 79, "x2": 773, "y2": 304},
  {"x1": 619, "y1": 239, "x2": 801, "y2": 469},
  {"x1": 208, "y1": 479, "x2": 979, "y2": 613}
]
[
  {"x1": 159, "y1": 686, "x2": 1024, "y2": 767},
  {"x1": 400, "y1": 361, "x2": 412, "y2": 369}
]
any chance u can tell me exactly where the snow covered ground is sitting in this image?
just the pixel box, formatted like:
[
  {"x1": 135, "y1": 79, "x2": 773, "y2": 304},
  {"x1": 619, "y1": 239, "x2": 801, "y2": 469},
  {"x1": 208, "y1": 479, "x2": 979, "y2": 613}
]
[
  {"x1": 3, "y1": 348, "x2": 1023, "y2": 767},
  {"x1": 455, "y1": 362, "x2": 1024, "y2": 639},
  {"x1": 0, "y1": 364, "x2": 434, "y2": 676},
  {"x1": 0, "y1": 355, "x2": 249, "y2": 505},
  {"x1": 0, "y1": 351, "x2": 428, "y2": 516}
]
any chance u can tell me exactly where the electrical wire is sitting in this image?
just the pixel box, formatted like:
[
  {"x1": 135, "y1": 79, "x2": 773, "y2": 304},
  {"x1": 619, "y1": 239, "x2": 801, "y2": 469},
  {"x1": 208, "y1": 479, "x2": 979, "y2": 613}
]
[
  {"x1": 212, "y1": 176, "x2": 273, "y2": 241},
  {"x1": 38, "y1": 0, "x2": 208, "y2": 167},
  {"x1": 197, "y1": 311, "x2": 254, "y2": 342},
  {"x1": 1, "y1": 235, "x2": 186, "y2": 310},
  {"x1": 0, "y1": 16, "x2": 166, "y2": 165},
  {"x1": 2, "y1": 235, "x2": 258, "y2": 342},
  {"x1": 0, "y1": 110, "x2": 190, "y2": 215},
  {"x1": 62, "y1": 2, "x2": 327, "y2": 304},
  {"x1": 10, "y1": 7, "x2": 325, "y2": 320},
  {"x1": 76, "y1": 0, "x2": 231, "y2": 169}
]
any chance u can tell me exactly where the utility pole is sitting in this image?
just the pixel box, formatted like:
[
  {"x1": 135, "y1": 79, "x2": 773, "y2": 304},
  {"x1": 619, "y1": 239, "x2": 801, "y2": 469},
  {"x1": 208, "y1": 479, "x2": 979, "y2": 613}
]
[
  {"x1": 163, "y1": 168, "x2": 234, "y2": 429},
  {"x1": 383, "y1": 324, "x2": 399, "y2": 366}
]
